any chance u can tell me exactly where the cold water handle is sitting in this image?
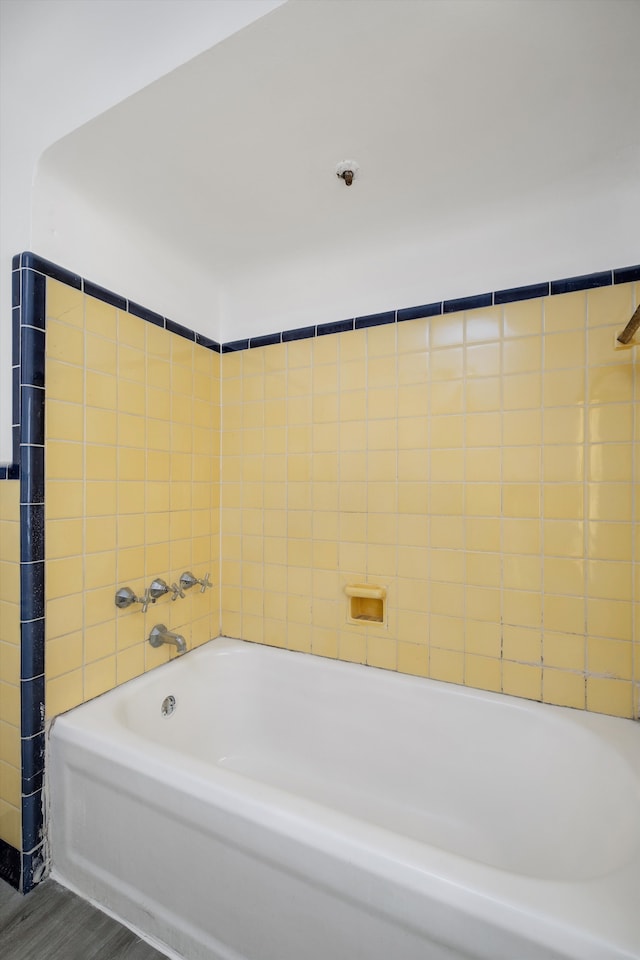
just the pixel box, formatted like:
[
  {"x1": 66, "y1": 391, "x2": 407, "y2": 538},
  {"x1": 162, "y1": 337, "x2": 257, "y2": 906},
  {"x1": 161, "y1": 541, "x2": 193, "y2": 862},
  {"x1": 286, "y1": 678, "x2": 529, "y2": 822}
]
[{"x1": 180, "y1": 571, "x2": 212, "y2": 594}]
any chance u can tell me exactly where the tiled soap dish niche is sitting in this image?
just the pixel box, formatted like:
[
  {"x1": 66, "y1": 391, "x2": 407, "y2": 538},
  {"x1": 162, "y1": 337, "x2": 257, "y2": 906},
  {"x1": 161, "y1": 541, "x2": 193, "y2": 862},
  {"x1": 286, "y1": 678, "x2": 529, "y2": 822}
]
[{"x1": 345, "y1": 584, "x2": 387, "y2": 625}]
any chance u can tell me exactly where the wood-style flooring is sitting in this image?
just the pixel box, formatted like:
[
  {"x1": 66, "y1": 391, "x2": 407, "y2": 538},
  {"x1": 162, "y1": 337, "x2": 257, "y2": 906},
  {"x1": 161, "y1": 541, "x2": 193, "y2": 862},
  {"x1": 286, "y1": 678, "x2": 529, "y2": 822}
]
[{"x1": 0, "y1": 878, "x2": 167, "y2": 960}]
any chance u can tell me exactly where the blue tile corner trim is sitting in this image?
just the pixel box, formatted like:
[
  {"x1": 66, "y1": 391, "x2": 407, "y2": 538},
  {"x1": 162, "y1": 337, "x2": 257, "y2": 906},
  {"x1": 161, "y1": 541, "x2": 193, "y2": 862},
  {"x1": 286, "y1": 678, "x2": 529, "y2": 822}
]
[
  {"x1": 20, "y1": 619, "x2": 45, "y2": 681},
  {"x1": 21, "y1": 675, "x2": 45, "y2": 740},
  {"x1": 21, "y1": 732, "x2": 45, "y2": 794},
  {"x1": 22, "y1": 789, "x2": 44, "y2": 852},
  {"x1": 8, "y1": 251, "x2": 48, "y2": 894},
  {"x1": 21, "y1": 846, "x2": 46, "y2": 893},
  {"x1": 20, "y1": 270, "x2": 47, "y2": 329},
  {"x1": 0, "y1": 839, "x2": 21, "y2": 890},
  {"x1": 21, "y1": 252, "x2": 82, "y2": 289},
  {"x1": 19, "y1": 505, "x2": 45, "y2": 565}
]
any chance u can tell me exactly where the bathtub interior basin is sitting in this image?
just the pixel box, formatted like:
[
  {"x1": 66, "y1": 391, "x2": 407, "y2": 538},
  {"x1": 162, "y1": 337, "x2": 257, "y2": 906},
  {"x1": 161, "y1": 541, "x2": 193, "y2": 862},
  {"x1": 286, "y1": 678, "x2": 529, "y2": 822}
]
[
  {"x1": 115, "y1": 642, "x2": 639, "y2": 882},
  {"x1": 49, "y1": 637, "x2": 640, "y2": 960}
]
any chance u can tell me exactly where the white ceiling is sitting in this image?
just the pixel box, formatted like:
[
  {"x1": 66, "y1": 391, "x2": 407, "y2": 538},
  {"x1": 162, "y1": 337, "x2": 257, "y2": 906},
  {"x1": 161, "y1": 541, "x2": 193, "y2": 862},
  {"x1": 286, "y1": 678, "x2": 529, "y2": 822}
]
[{"x1": 37, "y1": 0, "x2": 640, "y2": 332}]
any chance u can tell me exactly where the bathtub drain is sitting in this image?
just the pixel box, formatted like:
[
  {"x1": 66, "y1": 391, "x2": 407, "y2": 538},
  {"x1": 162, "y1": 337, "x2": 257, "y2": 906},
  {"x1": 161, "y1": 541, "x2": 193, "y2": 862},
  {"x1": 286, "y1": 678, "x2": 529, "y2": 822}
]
[{"x1": 161, "y1": 695, "x2": 176, "y2": 717}]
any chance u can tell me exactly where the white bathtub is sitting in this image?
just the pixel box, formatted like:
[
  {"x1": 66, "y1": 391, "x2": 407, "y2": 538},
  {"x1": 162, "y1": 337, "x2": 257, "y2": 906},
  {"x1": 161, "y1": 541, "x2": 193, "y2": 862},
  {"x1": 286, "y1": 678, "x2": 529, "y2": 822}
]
[{"x1": 49, "y1": 637, "x2": 640, "y2": 960}]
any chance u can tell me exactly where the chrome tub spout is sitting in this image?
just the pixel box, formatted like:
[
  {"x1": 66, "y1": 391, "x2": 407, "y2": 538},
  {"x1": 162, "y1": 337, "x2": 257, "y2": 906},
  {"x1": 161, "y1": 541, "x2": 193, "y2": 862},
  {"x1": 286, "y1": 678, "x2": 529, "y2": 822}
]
[{"x1": 148, "y1": 624, "x2": 187, "y2": 655}]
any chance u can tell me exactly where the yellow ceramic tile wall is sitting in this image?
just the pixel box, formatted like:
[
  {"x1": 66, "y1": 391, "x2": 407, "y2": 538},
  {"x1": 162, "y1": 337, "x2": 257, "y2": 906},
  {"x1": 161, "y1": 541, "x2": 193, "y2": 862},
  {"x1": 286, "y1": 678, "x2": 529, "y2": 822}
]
[
  {"x1": 221, "y1": 282, "x2": 639, "y2": 718},
  {"x1": 0, "y1": 479, "x2": 21, "y2": 847},
  {"x1": 44, "y1": 282, "x2": 220, "y2": 718}
]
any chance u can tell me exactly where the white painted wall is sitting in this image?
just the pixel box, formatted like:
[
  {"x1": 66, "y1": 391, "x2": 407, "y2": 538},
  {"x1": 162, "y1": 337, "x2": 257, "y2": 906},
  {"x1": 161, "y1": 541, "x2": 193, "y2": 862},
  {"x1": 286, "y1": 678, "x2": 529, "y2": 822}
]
[
  {"x1": 33, "y1": 166, "x2": 222, "y2": 340},
  {"x1": 0, "y1": 0, "x2": 285, "y2": 462},
  {"x1": 221, "y1": 145, "x2": 640, "y2": 339}
]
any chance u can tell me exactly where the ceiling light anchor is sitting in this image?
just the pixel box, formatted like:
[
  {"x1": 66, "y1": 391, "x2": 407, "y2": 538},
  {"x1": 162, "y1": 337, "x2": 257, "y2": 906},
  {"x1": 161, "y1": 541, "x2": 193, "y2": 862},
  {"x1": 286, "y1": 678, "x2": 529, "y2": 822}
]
[{"x1": 336, "y1": 160, "x2": 359, "y2": 186}]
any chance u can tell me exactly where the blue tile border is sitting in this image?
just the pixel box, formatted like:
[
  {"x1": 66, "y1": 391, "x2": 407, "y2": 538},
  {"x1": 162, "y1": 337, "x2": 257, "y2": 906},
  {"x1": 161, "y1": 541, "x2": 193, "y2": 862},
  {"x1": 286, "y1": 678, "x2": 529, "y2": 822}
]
[
  {"x1": 22, "y1": 789, "x2": 44, "y2": 852},
  {"x1": 21, "y1": 846, "x2": 47, "y2": 892},
  {"x1": 127, "y1": 299, "x2": 165, "y2": 327},
  {"x1": 355, "y1": 310, "x2": 395, "y2": 329},
  {"x1": 12, "y1": 307, "x2": 21, "y2": 365},
  {"x1": 83, "y1": 279, "x2": 127, "y2": 310},
  {"x1": 550, "y1": 270, "x2": 612, "y2": 295},
  {"x1": 250, "y1": 332, "x2": 281, "y2": 349},
  {"x1": 0, "y1": 838, "x2": 21, "y2": 890},
  {"x1": 222, "y1": 338, "x2": 250, "y2": 353},
  {"x1": 208, "y1": 263, "x2": 636, "y2": 351},
  {"x1": 317, "y1": 318, "x2": 354, "y2": 337},
  {"x1": 196, "y1": 332, "x2": 221, "y2": 352},
  {"x1": 20, "y1": 252, "x2": 82, "y2": 289},
  {"x1": 21, "y1": 675, "x2": 45, "y2": 740},
  {"x1": 19, "y1": 505, "x2": 45, "y2": 564},
  {"x1": 282, "y1": 325, "x2": 315, "y2": 343},
  {"x1": 614, "y1": 265, "x2": 640, "y2": 285},
  {"x1": 21, "y1": 732, "x2": 45, "y2": 795},
  {"x1": 0, "y1": 254, "x2": 49, "y2": 892},
  {"x1": 165, "y1": 318, "x2": 196, "y2": 341},
  {"x1": 20, "y1": 327, "x2": 46, "y2": 388},
  {"x1": 397, "y1": 302, "x2": 442, "y2": 322},
  {"x1": 20, "y1": 270, "x2": 47, "y2": 329},
  {"x1": 444, "y1": 292, "x2": 493, "y2": 314},
  {"x1": 18, "y1": 259, "x2": 46, "y2": 892},
  {"x1": 20, "y1": 619, "x2": 45, "y2": 681},
  {"x1": 19, "y1": 447, "x2": 44, "y2": 506},
  {"x1": 20, "y1": 388, "x2": 44, "y2": 446},
  {"x1": 11, "y1": 266, "x2": 21, "y2": 308},
  {"x1": 494, "y1": 281, "x2": 550, "y2": 305},
  {"x1": 19, "y1": 564, "x2": 45, "y2": 622}
]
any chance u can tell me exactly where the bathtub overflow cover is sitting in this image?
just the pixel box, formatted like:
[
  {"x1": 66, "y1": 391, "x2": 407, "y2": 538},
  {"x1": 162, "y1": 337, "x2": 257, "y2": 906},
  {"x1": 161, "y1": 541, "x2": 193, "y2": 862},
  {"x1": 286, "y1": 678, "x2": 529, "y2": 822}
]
[{"x1": 161, "y1": 695, "x2": 176, "y2": 717}]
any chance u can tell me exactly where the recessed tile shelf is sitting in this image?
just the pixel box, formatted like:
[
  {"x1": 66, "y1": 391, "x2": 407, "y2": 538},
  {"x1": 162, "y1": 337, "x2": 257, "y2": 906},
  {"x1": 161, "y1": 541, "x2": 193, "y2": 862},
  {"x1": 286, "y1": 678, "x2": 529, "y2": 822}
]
[{"x1": 345, "y1": 584, "x2": 386, "y2": 625}]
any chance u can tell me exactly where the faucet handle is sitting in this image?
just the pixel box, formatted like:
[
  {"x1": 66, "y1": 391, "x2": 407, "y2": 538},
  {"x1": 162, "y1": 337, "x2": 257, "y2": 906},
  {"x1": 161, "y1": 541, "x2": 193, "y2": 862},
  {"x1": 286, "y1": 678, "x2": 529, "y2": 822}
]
[
  {"x1": 179, "y1": 571, "x2": 198, "y2": 592},
  {"x1": 140, "y1": 587, "x2": 153, "y2": 614},
  {"x1": 180, "y1": 570, "x2": 212, "y2": 594},
  {"x1": 148, "y1": 578, "x2": 170, "y2": 601},
  {"x1": 170, "y1": 581, "x2": 185, "y2": 601},
  {"x1": 115, "y1": 586, "x2": 147, "y2": 610}
]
